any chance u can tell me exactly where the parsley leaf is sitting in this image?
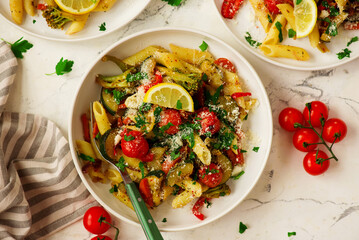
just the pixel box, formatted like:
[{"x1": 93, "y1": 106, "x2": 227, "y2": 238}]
[
  {"x1": 233, "y1": 145, "x2": 238, "y2": 150},
  {"x1": 329, "y1": 6, "x2": 339, "y2": 16},
  {"x1": 204, "y1": 198, "x2": 212, "y2": 208},
  {"x1": 337, "y1": 48, "x2": 351, "y2": 59},
  {"x1": 79, "y1": 153, "x2": 95, "y2": 162},
  {"x1": 126, "y1": 72, "x2": 147, "y2": 82},
  {"x1": 239, "y1": 222, "x2": 248, "y2": 234},
  {"x1": 139, "y1": 162, "x2": 145, "y2": 179},
  {"x1": 176, "y1": 100, "x2": 182, "y2": 110},
  {"x1": 115, "y1": 156, "x2": 127, "y2": 171},
  {"x1": 99, "y1": 22, "x2": 106, "y2": 31},
  {"x1": 321, "y1": 1, "x2": 329, "y2": 8},
  {"x1": 162, "y1": 218, "x2": 167, "y2": 222},
  {"x1": 244, "y1": 32, "x2": 262, "y2": 48},
  {"x1": 162, "y1": 0, "x2": 183, "y2": 6},
  {"x1": 160, "y1": 122, "x2": 174, "y2": 132},
  {"x1": 46, "y1": 57, "x2": 74, "y2": 76},
  {"x1": 347, "y1": 36, "x2": 358, "y2": 47},
  {"x1": 288, "y1": 29, "x2": 296, "y2": 38},
  {"x1": 4, "y1": 37, "x2": 33, "y2": 59},
  {"x1": 252, "y1": 146, "x2": 260, "y2": 152},
  {"x1": 154, "y1": 107, "x2": 162, "y2": 123},
  {"x1": 240, "y1": 149, "x2": 247, "y2": 153},
  {"x1": 231, "y1": 171, "x2": 245, "y2": 180},
  {"x1": 213, "y1": 128, "x2": 235, "y2": 150},
  {"x1": 275, "y1": 22, "x2": 283, "y2": 42},
  {"x1": 33, "y1": 20, "x2": 36, "y2": 24},
  {"x1": 124, "y1": 135, "x2": 135, "y2": 141},
  {"x1": 212, "y1": 85, "x2": 223, "y2": 105},
  {"x1": 288, "y1": 232, "x2": 296, "y2": 237},
  {"x1": 112, "y1": 90, "x2": 127, "y2": 104},
  {"x1": 325, "y1": 20, "x2": 338, "y2": 37},
  {"x1": 267, "y1": 14, "x2": 272, "y2": 23},
  {"x1": 140, "y1": 103, "x2": 152, "y2": 113},
  {"x1": 199, "y1": 41, "x2": 208, "y2": 52},
  {"x1": 109, "y1": 184, "x2": 118, "y2": 193},
  {"x1": 296, "y1": 0, "x2": 302, "y2": 4},
  {"x1": 170, "y1": 149, "x2": 180, "y2": 160},
  {"x1": 202, "y1": 73, "x2": 208, "y2": 82}
]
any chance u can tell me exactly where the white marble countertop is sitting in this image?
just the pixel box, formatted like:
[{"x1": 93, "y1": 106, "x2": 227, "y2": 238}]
[{"x1": 1, "y1": 0, "x2": 359, "y2": 239}]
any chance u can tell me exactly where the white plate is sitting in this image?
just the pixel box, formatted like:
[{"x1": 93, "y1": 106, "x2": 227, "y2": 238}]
[
  {"x1": 213, "y1": 0, "x2": 359, "y2": 70},
  {"x1": 68, "y1": 27, "x2": 273, "y2": 231},
  {"x1": 0, "y1": 0, "x2": 150, "y2": 42}
]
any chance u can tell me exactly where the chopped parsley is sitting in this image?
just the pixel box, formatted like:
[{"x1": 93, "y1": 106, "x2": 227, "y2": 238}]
[
  {"x1": 321, "y1": 1, "x2": 329, "y2": 8},
  {"x1": 240, "y1": 149, "x2": 247, "y2": 153},
  {"x1": 154, "y1": 107, "x2": 162, "y2": 123},
  {"x1": 95, "y1": 132, "x2": 101, "y2": 140},
  {"x1": 47, "y1": 57, "x2": 74, "y2": 76},
  {"x1": 115, "y1": 156, "x2": 127, "y2": 171},
  {"x1": 113, "y1": 90, "x2": 127, "y2": 104},
  {"x1": 171, "y1": 149, "x2": 181, "y2": 160},
  {"x1": 212, "y1": 85, "x2": 223, "y2": 105},
  {"x1": 219, "y1": 192, "x2": 226, "y2": 196},
  {"x1": 325, "y1": 19, "x2": 338, "y2": 37},
  {"x1": 176, "y1": 100, "x2": 182, "y2": 110},
  {"x1": 123, "y1": 135, "x2": 135, "y2": 141},
  {"x1": 213, "y1": 128, "x2": 235, "y2": 150},
  {"x1": 189, "y1": 151, "x2": 196, "y2": 160},
  {"x1": 288, "y1": 232, "x2": 296, "y2": 237},
  {"x1": 79, "y1": 153, "x2": 95, "y2": 162},
  {"x1": 162, "y1": 0, "x2": 183, "y2": 6},
  {"x1": 347, "y1": 36, "x2": 358, "y2": 47},
  {"x1": 329, "y1": 6, "x2": 339, "y2": 16},
  {"x1": 172, "y1": 184, "x2": 180, "y2": 195},
  {"x1": 233, "y1": 145, "x2": 238, "y2": 150},
  {"x1": 162, "y1": 218, "x2": 167, "y2": 223},
  {"x1": 139, "y1": 102, "x2": 152, "y2": 113},
  {"x1": 2, "y1": 37, "x2": 33, "y2": 59},
  {"x1": 160, "y1": 122, "x2": 174, "y2": 132},
  {"x1": 296, "y1": 0, "x2": 302, "y2": 4},
  {"x1": 32, "y1": 20, "x2": 36, "y2": 24},
  {"x1": 109, "y1": 184, "x2": 118, "y2": 193},
  {"x1": 178, "y1": 171, "x2": 182, "y2": 176},
  {"x1": 204, "y1": 198, "x2": 212, "y2": 208},
  {"x1": 252, "y1": 146, "x2": 260, "y2": 152},
  {"x1": 275, "y1": 22, "x2": 283, "y2": 42},
  {"x1": 126, "y1": 72, "x2": 147, "y2": 82},
  {"x1": 99, "y1": 22, "x2": 106, "y2": 31},
  {"x1": 199, "y1": 41, "x2": 208, "y2": 52},
  {"x1": 288, "y1": 29, "x2": 296, "y2": 38},
  {"x1": 135, "y1": 113, "x2": 147, "y2": 129},
  {"x1": 244, "y1": 32, "x2": 262, "y2": 48},
  {"x1": 337, "y1": 48, "x2": 351, "y2": 59},
  {"x1": 267, "y1": 14, "x2": 272, "y2": 23},
  {"x1": 231, "y1": 171, "x2": 245, "y2": 180},
  {"x1": 139, "y1": 162, "x2": 145, "y2": 179},
  {"x1": 244, "y1": 114, "x2": 248, "y2": 120},
  {"x1": 239, "y1": 222, "x2": 248, "y2": 234},
  {"x1": 201, "y1": 73, "x2": 208, "y2": 82}
]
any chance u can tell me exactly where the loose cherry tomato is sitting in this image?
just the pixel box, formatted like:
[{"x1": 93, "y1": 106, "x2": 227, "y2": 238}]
[
  {"x1": 323, "y1": 118, "x2": 347, "y2": 143},
  {"x1": 121, "y1": 130, "x2": 149, "y2": 158},
  {"x1": 303, "y1": 101, "x2": 328, "y2": 127},
  {"x1": 197, "y1": 108, "x2": 221, "y2": 136},
  {"x1": 214, "y1": 58, "x2": 236, "y2": 72},
  {"x1": 221, "y1": 0, "x2": 244, "y2": 19},
  {"x1": 293, "y1": 128, "x2": 319, "y2": 152},
  {"x1": 278, "y1": 107, "x2": 304, "y2": 132},
  {"x1": 91, "y1": 236, "x2": 112, "y2": 240},
  {"x1": 158, "y1": 109, "x2": 182, "y2": 135},
  {"x1": 83, "y1": 206, "x2": 111, "y2": 235},
  {"x1": 198, "y1": 163, "x2": 223, "y2": 188},
  {"x1": 139, "y1": 178, "x2": 154, "y2": 207},
  {"x1": 303, "y1": 150, "x2": 330, "y2": 175}
]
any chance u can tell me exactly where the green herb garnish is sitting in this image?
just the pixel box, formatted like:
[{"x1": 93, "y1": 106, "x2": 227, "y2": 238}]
[
  {"x1": 275, "y1": 22, "x2": 283, "y2": 42},
  {"x1": 162, "y1": 218, "x2": 167, "y2": 222},
  {"x1": 176, "y1": 100, "x2": 182, "y2": 110},
  {"x1": 288, "y1": 232, "x2": 296, "y2": 237},
  {"x1": 79, "y1": 153, "x2": 95, "y2": 162},
  {"x1": 239, "y1": 222, "x2": 248, "y2": 234},
  {"x1": 337, "y1": 48, "x2": 351, "y2": 59},
  {"x1": 244, "y1": 32, "x2": 262, "y2": 48},
  {"x1": 2, "y1": 37, "x2": 33, "y2": 59},
  {"x1": 46, "y1": 57, "x2": 74, "y2": 76},
  {"x1": 109, "y1": 184, "x2": 118, "y2": 193},
  {"x1": 267, "y1": 14, "x2": 272, "y2": 23},
  {"x1": 99, "y1": 22, "x2": 106, "y2": 31},
  {"x1": 126, "y1": 72, "x2": 147, "y2": 82},
  {"x1": 115, "y1": 156, "x2": 126, "y2": 171},
  {"x1": 113, "y1": 90, "x2": 127, "y2": 104},
  {"x1": 347, "y1": 36, "x2": 358, "y2": 47},
  {"x1": 288, "y1": 29, "x2": 296, "y2": 38},
  {"x1": 252, "y1": 146, "x2": 260, "y2": 152},
  {"x1": 199, "y1": 41, "x2": 208, "y2": 52},
  {"x1": 124, "y1": 135, "x2": 135, "y2": 141},
  {"x1": 231, "y1": 171, "x2": 245, "y2": 180},
  {"x1": 139, "y1": 162, "x2": 145, "y2": 179},
  {"x1": 162, "y1": 0, "x2": 183, "y2": 6}
]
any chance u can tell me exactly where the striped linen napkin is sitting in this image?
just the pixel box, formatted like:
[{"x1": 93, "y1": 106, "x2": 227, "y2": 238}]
[{"x1": 0, "y1": 41, "x2": 96, "y2": 239}]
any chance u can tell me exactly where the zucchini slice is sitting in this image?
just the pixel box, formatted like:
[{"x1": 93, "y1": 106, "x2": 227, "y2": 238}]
[
  {"x1": 100, "y1": 128, "x2": 120, "y2": 160},
  {"x1": 100, "y1": 87, "x2": 118, "y2": 115},
  {"x1": 215, "y1": 154, "x2": 233, "y2": 184}
]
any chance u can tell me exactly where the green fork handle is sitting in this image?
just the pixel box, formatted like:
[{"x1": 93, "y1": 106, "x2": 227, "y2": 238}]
[{"x1": 125, "y1": 182, "x2": 164, "y2": 240}]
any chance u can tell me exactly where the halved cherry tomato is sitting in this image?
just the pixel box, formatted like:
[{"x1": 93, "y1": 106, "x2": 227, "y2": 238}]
[
  {"x1": 303, "y1": 150, "x2": 330, "y2": 175},
  {"x1": 303, "y1": 101, "x2": 328, "y2": 127},
  {"x1": 198, "y1": 163, "x2": 223, "y2": 188},
  {"x1": 323, "y1": 118, "x2": 347, "y2": 143},
  {"x1": 221, "y1": 0, "x2": 244, "y2": 19},
  {"x1": 162, "y1": 146, "x2": 188, "y2": 174},
  {"x1": 278, "y1": 107, "x2": 304, "y2": 132},
  {"x1": 264, "y1": 0, "x2": 294, "y2": 14},
  {"x1": 293, "y1": 128, "x2": 319, "y2": 152},
  {"x1": 226, "y1": 149, "x2": 244, "y2": 166},
  {"x1": 140, "y1": 152, "x2": 154, "y2": 162},
  {"x1": 91, "y1": 236, "x2": 112, "y2": 240},
  {"x1": 214, "y1": 58, "x2": 236, "y2": 72},
  {"x1": 231, "y1": 92, "x2": 252, "y2": 99},
  {"x1": 192, "y1": 197, "x2": 208, "y2": 220},
  {"x1": 37, "y1": 3, "x2": 47, "y2": 10},
  {"x1": 139, "y1": 178, "x2": 154, "y2": 207},
  {"x1": 83, "y1": 206, "x2": 111, "y2": 235},
  {"x1": 81, "y1": 114, "x2": 90, "y2": 142},
  {"x1": 121, "y1": 130, "x2": 149, "y2": 158},
  {"x1": 158, "y1": 109, "x2": 182, "y2": 135},
  {"x1": 197, "y1": 108, "x2": 221, "y2": 136},
  {"x1": 143, "y1": 71, "x2": 163, "y2": 93}
]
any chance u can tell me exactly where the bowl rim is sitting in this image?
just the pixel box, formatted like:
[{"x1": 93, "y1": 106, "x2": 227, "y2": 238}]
[
  {"x1": 211, "y1": 0, "x2": 359, "y2": 71},
  {"x1": 68, "y1": 26, "x2": 273, "y2": 231},
  {"x1": 0, "y1": 0, "x2": 151, "y2": 42}
]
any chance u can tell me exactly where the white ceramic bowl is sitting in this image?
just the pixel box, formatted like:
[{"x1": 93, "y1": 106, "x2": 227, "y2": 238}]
[
  {"x1": 68, "y1": 27, "x2": 273, "y2": 231},
  {"x1": 0, "y1": 0, "x2": 150, "y2": 41},
  {"x1": 212, "y1": 0, "x2": 359, "y2": 70}
]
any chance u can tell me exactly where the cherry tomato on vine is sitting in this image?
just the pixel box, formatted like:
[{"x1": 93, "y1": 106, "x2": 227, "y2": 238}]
[
  {"x1": 214, "y1": 58, "x2": 236, "y2": 72},
  {"x1": 83, "y1": 206, "x2": 111, "y2": 235},
  {"x1": 322, "y1": 118, "x2": 347, "y2": 143},
  {"x1": 121, "y1": 130, "x2": 149, "y2": 158},
  {"x1": 278, "y1": 107, "x2": 304, "y2": 131},
  {"x1": 303, "y1": 150, "x2": 330, "y2": 175},
  {"x1": 303, "y1": 101, "x2": 328, "y2": 127},
  {"x1": 91, "y1": 236, "x2": 112, "y2": 240},
  {"x1": 198, "y1": 163, "x2": 223, "y2": 188},
  {"x1": 197, "y1": 108, "x2": 221, "y2": 136},
  {"x1": 158, "y1": 109, "x2": 182, "y2": 135},
  {"x1": 293, "y1": 128, "x2": 319, "y2": 152}
]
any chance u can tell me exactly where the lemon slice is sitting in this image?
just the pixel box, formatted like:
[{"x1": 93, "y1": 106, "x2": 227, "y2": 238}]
[
  {"x1": 143, "y1": 83, "x2": 194, "y2": 112},
  {"x1": 54, "y1": 0, "x2": 100, "y2": 15},
  {"x1": 294, "y1": 0, "x2": 317, "y2": 38}
]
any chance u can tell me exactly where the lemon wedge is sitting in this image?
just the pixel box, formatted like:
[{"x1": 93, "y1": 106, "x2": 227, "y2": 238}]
[
  {"x1": 143, "y1": 83, "x2": 194, "y2": 112},
  {"x1": 294, "y1": 0, "x2": 317, "y2": 38},
  {"x1": 54, "y1": 0, "x2": 100, "y2": 15}
]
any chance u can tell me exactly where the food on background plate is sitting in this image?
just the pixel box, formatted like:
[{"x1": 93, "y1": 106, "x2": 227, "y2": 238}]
[
  {"x1": 221, "y1": 0, "x2": 359, "y2": 60},
  {"x1": 9, "y1": 0, "x2": 118, "y2": 34},
  {"x1": 76, "y1": 43, "x2": 257, "y2": 220},
  {"x1": 278, "y1": 101, "x2": 347, "y2": 175}
]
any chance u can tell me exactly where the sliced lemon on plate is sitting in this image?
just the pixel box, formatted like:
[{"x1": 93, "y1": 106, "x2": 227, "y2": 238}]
[
  {"x1": 143, "y1": 83, "x2": 194, "y2": 112},
  {"x1": 54, "y1": 0, "x2": 100, "y2": 15},
  {"x1": 294, "y1": 0, "x2": 317, "y2": 38}
]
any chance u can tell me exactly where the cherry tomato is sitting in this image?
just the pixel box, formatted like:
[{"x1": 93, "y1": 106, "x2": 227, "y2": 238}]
[
  {"x1": 83, "y1": 206, "x2": 111, "y2": 235},
  {"x1": 139, "y1": 178, "x2": 154, "y2": 207},
  {"x1": 264, "y1": 0, "x2": 293, "y2": 14},
  {"x1": 221, "y1": 0, "x2": 244, "y2": 19},
  {"x1": 303, "y1": 101, "x2": 328, "y2": 127},
  {"x1": 226, "y1": 149, "x2": 244, "y2": 166},
  {"x1": 158, "y1": 109, "x2": 182, "y2": 135},
  {"x1": 91, "y1": 236, "x2": 112, "y2": 240},
  {"x1": 293, "y1": 128, "x2": 319, "y2": 152},
  {"x1": 198, "y1": 163, "x2": 223, "y2": 188},
  {"x1": 231, "y1": 92, "x2": 251, "y2": 99},
  {"x1": 197, "y1": 108, "x2": 221, "y2": 136},
  {"x1": 121, "y1": 130, "x2": 149, "y2": 158},
  {"x1": 214, "y1": 58, "x2": 236, "y2": 72},
  {"x1": 278, "y1": 107, "x2": 304, "y2": 132},
  {"x1": 37, "y1": 3, "x2": 47, "y2": 10},
  {"x1": 323, "y1": 118, "x2": 347, "y2": 143},
  {"x1": 303, "y1": 150, "x2": 330, "y2": 175}
]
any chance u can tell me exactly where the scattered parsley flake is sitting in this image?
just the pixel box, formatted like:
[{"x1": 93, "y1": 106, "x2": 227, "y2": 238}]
[
  {"x1": 244, "y1": 32, "x2": 262, "y2": 48},
  {"x1": 178, "y1": 171, "x2": 182, "y2": 176},
  {"x1": 231, "y1": 171, "x2": 245, "y2": 180},
  {"x1": 79, "y1": 153, "x2": 95, "y2": 162},
  {"x1": 337, "y1": 48, "x2": 351, "y2": 59},
  {"x1": 347, "y1": 36, "x2": 358, "y2": 47},
  {"x1": 109, "y1": 184, "x2": 118, "y2": 193},
  {"x1": 212, "y1": 85, "x2": 223, "y2": 105},
  {"x1": 140, "y1": 103, "x2": 152, "y2": 113},
  {"x1": 126, "y1": 72, "x2": 147, "y2": 82},
  {"x1": 99, "y1": 22, "x2": 106, "y2": 31},
  {"x1": 252, "y1": 146, "x2": 260, "y2": 152},
  {"x1": 275, "y1": 22, "x2": 283, "y2": 42},
  {"x1": 267, "y1": 14, "x2": 272, "y2": 23},
  {"x1": 176, "y1": 100, "x2": 182, "y2": 110},
  {"x1": 95, "y1": 132, "x2": 101, "y2": 140},
  {"x1": 219, "y1": 192, "x2": 226, "y2": 196},
  {"x1": 3, "y1": 37, "x2": 33, "y2": 59},
  {"x1": 115, "y1": 156, "x2": 126, "y2": 171},
  {"x1": 154, "y1": 107, "x2": 162, "y2": 123},
  {"x1": 202, "y1": 73, "x2": 208, "y2": 82},
  {"x1": 162, "y1": 218, "x2": 167, "y2": 222},
  {"x1": 296, "y1": 0, "x2": 302, "y2": 4},
  {"x1": 170, "y1": 149, "x2": 180, "y2": 160},
  {"x1": 124, "y1": 135, "x2": 135, "y2": 141},
  {"x1": 288, "y1": 232, "x2": 296, "y2": 237},
  {"x1": 233, "y1": 145, "x2": 238, "y2": 150},
  {"x1": 326, "y1": 20, "x2": 338, "y2": 37},
  {"x1": 32, "y1": 20, "x2": 36, "y2": 24},
  {"x1": 139, "y1": 162, "x2": 145, "y2": 179},
  {"x1": 322, "y1": 1, "x2": 329, "y2": 8},
  {"x1": 240, "y1": 149, "x2": 247, "y2": 153},
  {"x1": 329, "y1": 6, "x2": 339, "y2": 16},
  {"x1": 172, "y1": 184, "x2": 180, "y2": 195},
  {"x1": 160, "y1": 122, "x2": 174, "y2": 132},
  {"x1": 204, "y1": 198, "x2": 212, "y2": 208},
  {"x1": 162, "y1": 0, "x2": 183, "y2": 6},
  {"x1": 199, "y1": 41, "x2": 208, "y2": 52},
  {"x1": 239, "y1": 222, "x2": 248, "y2": 234},
  {"x1": 113, "y1": 90, "x2": 127, "y2": 104},
  {"x1": 288, "y1": 29, "x2": 296, "y2": 38}
]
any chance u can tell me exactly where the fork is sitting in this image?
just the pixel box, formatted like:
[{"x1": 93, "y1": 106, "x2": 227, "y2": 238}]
[{"x1": 90, "y1": 103, "x2": 163, "y2": 240}]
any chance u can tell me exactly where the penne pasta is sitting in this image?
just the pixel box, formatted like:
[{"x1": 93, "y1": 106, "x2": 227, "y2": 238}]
[
  {"x1": 263, "y1": 14, "x2": 287, "y2": 45},
  {"x1": 24, "y1": 0, "x2": 35, "y2": 17},
  {"x1": 9, "y1": 0, "x2": 24, "y2": 25},
  {"x1": 66, "y1": 14, "x2": 89, "y2": 35},
  {"x1": 276, "y1": 4, "x2": 296, "y2": 31},
  {"x1": 93, "y1": 101, "x2": 111, "y2": 135},
  {"x1": 248, "y1": 0, "x2": 273, "y2": 33},
  {"x1": 76, "y1": 140, "x2": 97, "y2": 159},
  {"x1": 93, "y1": 0, "x2": 118, "y2": 12},
  {"x1": 260, "y1": 44, "x2": 310, "y2": 61},
  {"x1": 192, "y1": 133, "x2": 211, "y2": 165}
]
